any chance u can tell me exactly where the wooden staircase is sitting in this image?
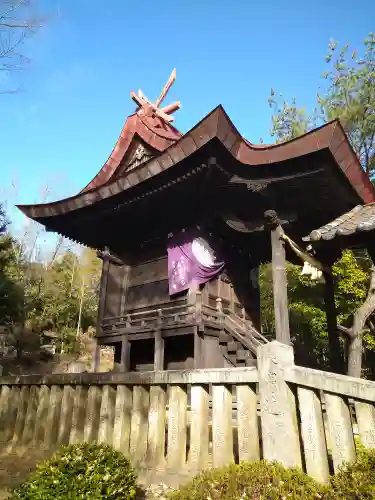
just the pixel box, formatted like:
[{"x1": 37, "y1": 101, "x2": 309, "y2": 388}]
[
  {"x1": 219, "y1": 331, "x2": 256, "y2": 366},
  {"x1": 219, "y1": 310, "x2": 268, "y2": 367}
]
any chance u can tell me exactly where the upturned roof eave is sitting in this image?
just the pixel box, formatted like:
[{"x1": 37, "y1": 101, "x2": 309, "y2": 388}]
[{"x1": 17, "y1": 105, "x2": 375, "y2": 223}]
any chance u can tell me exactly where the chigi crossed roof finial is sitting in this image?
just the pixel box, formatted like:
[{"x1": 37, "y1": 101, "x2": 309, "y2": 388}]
[{"x1": 130, "y1": 68, "x2": 181, "y2": 123}]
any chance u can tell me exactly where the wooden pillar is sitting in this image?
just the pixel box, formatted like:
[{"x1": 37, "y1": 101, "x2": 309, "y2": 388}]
[
  {"x1": 189, "y1": 283, "x2": 203, "y2": 368},
  {"x1": 154, "y1": 310, "x2": 164, "y2": 370},
  {"x1": 265, "y1": 210, "x2": 291, "y2": 345},
  {"x1": 94, "y1": 247, "x2": 110, "y2": 372},
  {"x1": 229, "y1": 284, "x2": 235, "y2": 312},
  {"x1": 323, "y1": 268, "x2": 343, "y2": 373},
  {"x1": 97, "y1": 248, "x2": 110, "y2": 329},
  {"x1": 248, "y1": 265, "x2": 261, "y2": 331},
  {"x1": 119, "y1": 265, "x2": 131, "y2": 317},
  {"x1": 121, "y1": 338, "x2": 130, "y2": 372}
]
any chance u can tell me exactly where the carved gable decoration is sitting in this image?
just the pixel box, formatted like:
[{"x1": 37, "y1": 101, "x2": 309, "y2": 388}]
[
  {"x1": 114, "y1": 141, "x2": 154, "y2": 178},
  {"x1": 127, "y1": 143, "x2": 153, "y2": 171}
]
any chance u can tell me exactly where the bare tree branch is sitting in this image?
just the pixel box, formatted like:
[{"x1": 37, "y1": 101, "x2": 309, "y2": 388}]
[{"x1": 0, "y1": 0, "x2": 44, "y2": 92}]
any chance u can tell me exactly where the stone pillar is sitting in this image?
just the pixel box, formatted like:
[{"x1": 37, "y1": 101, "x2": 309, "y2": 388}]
[{"x1": 257, "y1": 341, "x2": 302, "y2": 468}]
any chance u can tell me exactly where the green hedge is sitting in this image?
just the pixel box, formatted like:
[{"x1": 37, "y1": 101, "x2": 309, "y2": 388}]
[
  {"x1": 331, "y1": 445, "x2": 375, "y2": 499},
  {"x1": 168, "y1": 448, "x2": 375, "y2": 500},
  {"x1": 9, "y1": 441, "x2": 375, "y2": 499},
  {"x1": 11, "y1": 443, "x2": 137, "y2": 500},
  {"x1": 168, "y1": 460, "x2": 330, "y2": 499}
]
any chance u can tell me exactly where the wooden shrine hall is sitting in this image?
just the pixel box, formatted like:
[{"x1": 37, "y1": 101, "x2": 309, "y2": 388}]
[{"x1": 18, "y1": 70, "x2": 375, "y2": 373}]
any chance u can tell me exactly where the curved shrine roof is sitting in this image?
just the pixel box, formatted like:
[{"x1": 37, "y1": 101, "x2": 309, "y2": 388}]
[
  {"x1": 17, "y1": 105, "x2": 375, "y2": 224},
  {"x1": 81, "y1": 109, "x2": 182, "y2": 192}
]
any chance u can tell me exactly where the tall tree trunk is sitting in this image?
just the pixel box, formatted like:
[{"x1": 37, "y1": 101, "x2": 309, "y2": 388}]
[
  {"x1": 323, "y1": 270, "x2": 344, "y2": 373},
  {"x1": 338, "y1": 266, "x2": 375, "y2": 378},
  {"x1": 76, "y1": 276, "x2": 85, "y2": 337}
]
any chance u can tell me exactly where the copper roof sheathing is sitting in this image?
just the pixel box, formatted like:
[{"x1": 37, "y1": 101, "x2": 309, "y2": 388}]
[
  {"x1": 81, "y1": 111, "x2": 182, "y2": 192},
  {"x1": 17, "y1": 106, "x2": 375, "y2": 221},
  {"x1": 304, "y1": 203, "x2": 375, "y2": 242}
]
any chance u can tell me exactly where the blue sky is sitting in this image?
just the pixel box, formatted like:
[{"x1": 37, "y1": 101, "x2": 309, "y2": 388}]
[{"x1": 2, "y1": 0, "x2": 375, "y2": 237}]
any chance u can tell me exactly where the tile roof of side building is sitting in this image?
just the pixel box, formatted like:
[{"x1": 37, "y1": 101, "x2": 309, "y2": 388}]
[{"x1": 304, "y1": 203, "x2": 375, "y2": 242}]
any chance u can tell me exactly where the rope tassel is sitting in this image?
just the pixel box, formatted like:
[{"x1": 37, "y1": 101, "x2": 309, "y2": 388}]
[{"x1": 280, "y1": 231, "x2": 326, "y2": 282}]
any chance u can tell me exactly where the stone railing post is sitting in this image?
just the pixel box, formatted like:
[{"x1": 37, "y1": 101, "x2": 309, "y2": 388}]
[{"x1": 257, "y1": 341, "x2": 302, "y2": 469}]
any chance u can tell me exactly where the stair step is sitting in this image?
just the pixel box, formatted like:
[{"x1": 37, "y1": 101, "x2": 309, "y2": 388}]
[
  {"x1": 235, "y1": 359, "x2": 247, "y2": 367},
  {"x1": 219, "y1": 332, "x2": 231, "y2": 343},
  {"x1": 236, "y1": 349, "x2": 253, "y2": 360},
  {"x1": 245, "y1": 358, "x2": 257, "y2": 367},
  {"x1": 225, "y1": 354, "x2": 238, "y2": 365},
  {"x1": 227, "y1": 341, "x2": 238, "y2": 353}
]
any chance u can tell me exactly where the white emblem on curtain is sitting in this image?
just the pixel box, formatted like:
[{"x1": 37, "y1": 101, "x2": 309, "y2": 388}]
[{"x1": 191, "y1": 237, "x2": 216, "y2": 267}]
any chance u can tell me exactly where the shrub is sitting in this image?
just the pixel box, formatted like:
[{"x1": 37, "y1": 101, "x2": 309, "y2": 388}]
[
  {"x1": 11, "y1": 443, "x2": 137, "y2": 500},
  {"x1": 331, "y1": 446, "x2": 375, "y2": 499},
  {"x1": 168, "y1": 460, "x2": 330, "y2": 500}
]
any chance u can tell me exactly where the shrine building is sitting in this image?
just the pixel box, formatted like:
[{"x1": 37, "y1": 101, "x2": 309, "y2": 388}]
[{"x1": 18, "y1": 70, "x2": 375, "y2": 373}]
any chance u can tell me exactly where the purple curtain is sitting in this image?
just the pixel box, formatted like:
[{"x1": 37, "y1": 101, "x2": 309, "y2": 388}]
[{"x1": 167, "y1": 229, "x2": 225, "y2": 296}]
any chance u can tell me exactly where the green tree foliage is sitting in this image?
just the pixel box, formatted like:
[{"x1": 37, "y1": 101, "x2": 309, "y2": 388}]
[
  {"x1": 319, "y1": 34, "x2": 375, "y2": 176},
  {"x1": 265, "y1": 33, "x2": 375, "y2": 377},
  {"x1": 0, "y1": 204, "x2": 24, "y2": 328},
  {"x1": 268, "y1": 91, "x2": 313, "y2": 143},
  {"x1": 0, "y1": 203, "x2": 7, "y2": 235},
  {"x1": 269, "y1": 33, "x2": 375, "y2": 175},
  {"x1": 0, "y1": 207, "x2": 101, "y2": 357},
  {"x1": 260, "y1": 251, "x2": 370, "y2": 373},
  {"x1": 28, "y1": 247, "x2": 101, "y2": 351}
]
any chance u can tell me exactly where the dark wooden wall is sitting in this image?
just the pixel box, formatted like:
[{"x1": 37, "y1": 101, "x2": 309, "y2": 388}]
[
  {"x1": 202, "y1": 271, "x2": 261, "y2": 326},
  {"x1": 101, "y1": 244, "x2": 171, "y2": 319},
  {"x1": 103, "y1": 261, "x2": 130, "y2": 319},
  {"x1": 125, "y1": 256, "x2": 170, "y2": 310},
  {"x1": 101, "y1": 241, "x2": 261, "y2": 330},
  {"x1": 202, "y1": 333, "x2": 226, "y2": 368},
  {"x1": 164, "y1": 335, "x2": 194, "y2": 370},
  {"x1": 203, "y1": 273, "x2": 241, "y2": 313}
]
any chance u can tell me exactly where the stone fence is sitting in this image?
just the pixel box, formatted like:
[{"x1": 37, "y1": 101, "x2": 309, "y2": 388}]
[{"x1": 0, "y1": 341, "x2": 374, "y2": 486}]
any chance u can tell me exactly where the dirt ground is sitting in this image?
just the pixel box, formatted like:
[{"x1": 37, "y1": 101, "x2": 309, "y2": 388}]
[{"x1": 0, "y1": 447, "x2": 55, "y2": 498}]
